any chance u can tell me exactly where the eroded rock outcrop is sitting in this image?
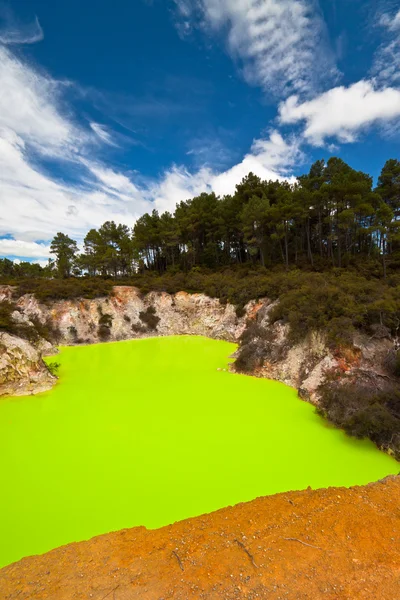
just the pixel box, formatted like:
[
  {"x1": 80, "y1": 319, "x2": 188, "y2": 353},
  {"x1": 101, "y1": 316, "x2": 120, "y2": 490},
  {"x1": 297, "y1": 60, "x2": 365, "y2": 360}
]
[
  {"x1": 0, "y1": 285, "x2": 255, "y2": 396},
  {"x1": 0, "y1": 332, "x2": 55, "y2": 397},
  {"x1": 234, "y1": 298, "x2": 399, "y2": 403},
  {"x1": 1, "y1": 285, "x2": 398, "y2": 407},
  {"x1": 14, "y1": 286, "x2": 250, "y2": 345}
]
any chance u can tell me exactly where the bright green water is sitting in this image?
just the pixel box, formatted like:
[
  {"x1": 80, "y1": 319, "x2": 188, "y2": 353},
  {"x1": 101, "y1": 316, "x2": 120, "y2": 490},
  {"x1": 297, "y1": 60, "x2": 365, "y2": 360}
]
[{"x1": 0, "y1": 336, "x2": 398, "y2": 567}]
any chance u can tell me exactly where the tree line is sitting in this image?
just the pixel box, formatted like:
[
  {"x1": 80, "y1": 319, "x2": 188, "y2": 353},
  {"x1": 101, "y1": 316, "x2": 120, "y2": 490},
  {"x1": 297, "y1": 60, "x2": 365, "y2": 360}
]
[{"x1": 1, "y1": 157, "x2": 400, "y2": 280}]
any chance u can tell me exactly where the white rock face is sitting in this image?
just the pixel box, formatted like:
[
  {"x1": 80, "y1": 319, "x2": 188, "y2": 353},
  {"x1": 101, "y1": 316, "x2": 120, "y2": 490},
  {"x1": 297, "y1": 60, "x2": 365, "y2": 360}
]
[
  {"x1": 0, "y1": 286, "x2": 252, "y2": 397},
  {"x1": 15, "y1": 287, "x2": 250, "y2": 345},
  {"x1": 0, "y1": 286, "x2": 13, "y2": 303},
  {"x1": 1, "y1": 285, "x2": 396, "y2": 402},
  {"x1": 270, "y1": 330, "x2": 338, "y2": 396}
]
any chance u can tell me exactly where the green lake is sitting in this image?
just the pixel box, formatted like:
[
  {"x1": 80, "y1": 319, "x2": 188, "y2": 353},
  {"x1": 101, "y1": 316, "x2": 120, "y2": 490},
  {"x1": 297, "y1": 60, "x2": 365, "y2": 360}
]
[{"x1": 0, "y1": 335, "x2": 398, "y2": 568}]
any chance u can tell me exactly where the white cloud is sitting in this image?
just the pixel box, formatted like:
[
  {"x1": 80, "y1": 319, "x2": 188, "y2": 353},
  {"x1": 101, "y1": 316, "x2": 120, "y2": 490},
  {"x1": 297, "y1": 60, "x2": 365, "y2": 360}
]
[
  {"x1": 174, "y1": 0, "x2": 335, "y2": 96},
  {"x1": 86, "y1": 131, "x2": 300, "y2": 217},
  {"x1": 279, "y1": 80, "x2": 400, "y2": 146},
  {"x1": 211, "y1": 131, "x2": 300, "y2": 196},
  {"x1": 145, "y1": 130, "x2": 300, "y2": 212},
  {"x1": 0, "y1": 239, "x2": 51, "y2": 259},
  {"x1": 149, "y1": 165, "x2": 214, "y2": 213}
]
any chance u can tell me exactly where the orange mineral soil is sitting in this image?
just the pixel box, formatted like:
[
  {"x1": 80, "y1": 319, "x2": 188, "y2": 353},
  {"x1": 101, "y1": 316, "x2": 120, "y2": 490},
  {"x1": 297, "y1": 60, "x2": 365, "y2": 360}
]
[{"x1": 1, "y1": 476, "x2": 399, "y2": 600}]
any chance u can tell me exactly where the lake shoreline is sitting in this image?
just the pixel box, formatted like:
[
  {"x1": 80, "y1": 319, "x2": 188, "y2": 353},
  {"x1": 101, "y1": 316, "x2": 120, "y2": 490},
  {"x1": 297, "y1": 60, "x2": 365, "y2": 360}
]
[
  {"x1": 1, "y1": 476, "x2": 399, "y2": 598},
  {"x1": 1, "y1": 336, "x2": 397, "y2": 568}
]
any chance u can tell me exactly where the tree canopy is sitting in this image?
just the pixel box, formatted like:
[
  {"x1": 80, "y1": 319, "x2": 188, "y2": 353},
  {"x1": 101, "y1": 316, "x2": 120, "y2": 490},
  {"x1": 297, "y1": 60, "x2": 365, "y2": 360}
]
[{"x1": 1, "y1": 157, "x2": 400, "y2": 280}]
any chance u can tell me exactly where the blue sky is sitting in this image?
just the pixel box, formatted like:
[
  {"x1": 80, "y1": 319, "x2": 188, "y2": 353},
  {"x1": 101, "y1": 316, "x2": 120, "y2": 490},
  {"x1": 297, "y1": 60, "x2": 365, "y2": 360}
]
[{"x1": 1, "y1": 0, "x2": 400, "y2": 262}]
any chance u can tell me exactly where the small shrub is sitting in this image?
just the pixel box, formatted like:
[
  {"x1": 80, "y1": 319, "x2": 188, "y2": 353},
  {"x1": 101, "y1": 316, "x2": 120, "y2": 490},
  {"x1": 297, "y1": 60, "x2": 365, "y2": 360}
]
[
  {"x1": 393, "y1": 351, "x2": 400, "y2": 377},
  {"x1": 240, "y1": 322, "x2": 270, "y2": 345},
  {"x1": 29, "y1": 316, "x2": 61, "y2": 343},
  {"x1": 234, "y1": 343, "x2": 263, "y2": 372},
  {"x1": 235, "y1": 304, "x2": 246, "y2": 318},
  {"x1": 131, "y1": 322, "x2": 147, "y2": 334},
  {"x1": 0, "y1": 301, "x2": 17, "y2": 334},
  {"x1": 369, "y1": 323, "x2": 391, "y2": 339},
  {"x1": 139, "y1": 306, "x2": 160, "y2": 330},
  {"x1": 16, "y1": 278, "x2": 114, "y2": 302},
  {"x1": 98, "y1": 313, "x2": 113, "y2": 328},
  {"x1": 318, "y1": 382, "x2": 400, "y2": 458},
  {"x1": 325, "y1": 317, "x2": 355, "y2": 348},
  {"x1": 97, "y1": 311, "x2": 113, "y2": 340},
  {"x1": 98, "y1": 324, "x2": 111, "y2": 340},
  {"x1": 46, "y1": 362, "x2": 60, "y2": 377},
  {"x1": 68, "y1": 326, "x2": 78, "y2": 341},
  {"x1": 123, "y1": 315, "x2": 131, "y2": 323},
  {"x1": 346, "y1": 403, "x2": 399, "y2": 443}
]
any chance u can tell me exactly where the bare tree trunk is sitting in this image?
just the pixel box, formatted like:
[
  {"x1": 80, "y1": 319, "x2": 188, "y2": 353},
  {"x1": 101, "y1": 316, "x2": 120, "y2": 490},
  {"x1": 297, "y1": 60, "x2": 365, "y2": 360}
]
[
  {"x1": 260, "y1": 245, "x2": 265, "y2": 267},
  {"x1": 306, "y1": 219, "x2": 314, "y2": 267},
  {"x1": 319, "y1": 210, "x2": 323, "y2": 257},
  {"x1": 383, "y1": 237, "x2": 387, "y2": 279},
  {"x1": 284, "y1": 224, "x2": 289, "y2": 270}
]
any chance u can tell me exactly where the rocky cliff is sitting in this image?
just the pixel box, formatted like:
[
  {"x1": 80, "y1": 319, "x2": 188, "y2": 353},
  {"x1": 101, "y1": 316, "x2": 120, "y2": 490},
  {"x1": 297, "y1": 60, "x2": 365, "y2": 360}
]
[
  {"x1": 0, "y1": 285, "x2": 251, "y2": 396},
  {"x1": 234, "y1": 299, "x2": 399, "y2": 401},
  {"x1": 14, "y1": 286, "x2": 249, "y2": 345},
  {"x1": 0, "y1": 332, "x2": 55, "y2": 397},
  {"x1": 0, "y1": 285, "x2": 398, "y2": 410}
]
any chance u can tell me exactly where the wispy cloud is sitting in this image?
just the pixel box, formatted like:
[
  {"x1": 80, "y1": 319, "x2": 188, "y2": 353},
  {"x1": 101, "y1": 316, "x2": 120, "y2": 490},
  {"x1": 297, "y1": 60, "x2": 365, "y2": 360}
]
[
  {"x1": 174, "y1": 0, "x2": 336, "y2": 97},
  {"x1": 0, "y1": 7, "x2": 43, "y2": 45},
  {"x1": 186, "y1": 132, "x2": 238, "y2": 170},
  {"x1": 86, "y1": 74, "x2": 213, "y2": 140},
  {"x1": 371, "y1": 5, "x2": 400, "y2": 85},
  {"x1": 90, "y1": 122, "x2": 118, "y2": 147},
  {"x1": 0, "y1": 46, "x2": 75, "y2": 154},
  {"x1": 279, "y1": 80, "x2": 400, "y2": 146},
  {"x1": 0, "y1": 239, "x2": 50, "y2": 260},
  {"x1": 379, "y1": 7, "x2": 400, "y2": 32}
]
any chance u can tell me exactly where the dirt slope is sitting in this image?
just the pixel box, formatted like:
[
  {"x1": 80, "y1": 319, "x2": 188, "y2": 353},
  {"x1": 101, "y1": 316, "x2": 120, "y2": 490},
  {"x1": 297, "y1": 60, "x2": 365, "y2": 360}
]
[{"x1": 1, "y1": 477, "x2": 399, "y2": 600}]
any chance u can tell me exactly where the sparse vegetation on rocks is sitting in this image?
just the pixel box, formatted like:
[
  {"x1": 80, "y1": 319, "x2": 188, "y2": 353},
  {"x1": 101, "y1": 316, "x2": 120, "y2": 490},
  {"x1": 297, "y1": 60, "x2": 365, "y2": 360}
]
[
  {"x1": 97, "y1": 309, "x2": 113, "y2": 341},
  {"x1": 139, "y1": 305, "x2": 160, "y2": 330}
]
